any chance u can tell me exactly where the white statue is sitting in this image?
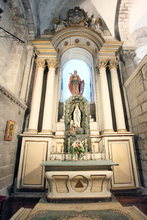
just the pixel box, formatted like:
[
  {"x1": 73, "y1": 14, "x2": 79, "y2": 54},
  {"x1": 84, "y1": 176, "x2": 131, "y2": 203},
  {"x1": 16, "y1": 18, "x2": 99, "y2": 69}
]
[
  {"x1": 89, "y1": 15, "x2": 103, "y2": 34},
  {"x1": 73, "y1": 104, "x2": 81, "y2": 128},
  {"x1": 52, "y1": 18, "x2": 67, "y2": 32}
]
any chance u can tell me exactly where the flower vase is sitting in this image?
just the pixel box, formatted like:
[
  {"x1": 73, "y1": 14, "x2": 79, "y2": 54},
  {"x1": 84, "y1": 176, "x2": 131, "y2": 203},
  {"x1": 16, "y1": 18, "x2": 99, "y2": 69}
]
[{"x1": 77, "y1": 154, "x2": 82, "y2": 160}]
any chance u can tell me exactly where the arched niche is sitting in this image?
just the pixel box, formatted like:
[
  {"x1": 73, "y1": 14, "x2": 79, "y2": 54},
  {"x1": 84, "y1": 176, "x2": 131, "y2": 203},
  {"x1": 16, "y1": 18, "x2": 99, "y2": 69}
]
[
  {"x1": 60, "y1": 47, "x2": 93, "y2": 67},
  {"x1": 58, "y1": 47, "x2": 96, "y2": 121},
  {"x1": 60, "y1": 47, "x2": 94, "y2": 101}
]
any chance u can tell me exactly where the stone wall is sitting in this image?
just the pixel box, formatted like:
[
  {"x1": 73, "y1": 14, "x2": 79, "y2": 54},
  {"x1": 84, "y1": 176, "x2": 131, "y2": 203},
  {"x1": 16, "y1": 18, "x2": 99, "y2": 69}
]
[
  {"x1": 124, "y1": 55, "x2": 147, "y2": 187},
  {"x1": 0, "y1": 0, "x2": 28, "y2": 195},
  {"x1": 0, "y1": 89, "x2": 26, "y2": 195}
]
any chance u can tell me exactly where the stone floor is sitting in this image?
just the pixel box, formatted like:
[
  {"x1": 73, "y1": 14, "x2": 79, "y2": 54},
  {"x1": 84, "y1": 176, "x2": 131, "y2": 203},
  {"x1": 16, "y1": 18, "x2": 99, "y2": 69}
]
[{"x1": 0, "y1": 194, "x2": 147, "y2": 220}]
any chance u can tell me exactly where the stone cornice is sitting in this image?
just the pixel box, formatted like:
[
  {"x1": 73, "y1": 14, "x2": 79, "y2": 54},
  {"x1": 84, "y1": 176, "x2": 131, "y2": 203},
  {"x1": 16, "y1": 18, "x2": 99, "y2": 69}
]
[{"x1": 0, "y1": 85, "x2": 27, "y2": 110}]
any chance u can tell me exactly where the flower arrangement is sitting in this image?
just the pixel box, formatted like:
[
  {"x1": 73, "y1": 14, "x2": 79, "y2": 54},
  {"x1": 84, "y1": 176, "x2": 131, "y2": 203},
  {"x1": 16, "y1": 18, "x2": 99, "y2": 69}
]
[{"x1": 70, "y1": 140, "x2": 86, "y2": 159}]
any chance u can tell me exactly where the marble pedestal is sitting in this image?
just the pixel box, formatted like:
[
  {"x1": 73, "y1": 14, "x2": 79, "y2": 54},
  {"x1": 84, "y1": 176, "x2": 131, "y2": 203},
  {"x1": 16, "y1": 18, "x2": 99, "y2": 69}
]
[{"x1": 42, "y1": 160, "x2": 117, "y2": 199}]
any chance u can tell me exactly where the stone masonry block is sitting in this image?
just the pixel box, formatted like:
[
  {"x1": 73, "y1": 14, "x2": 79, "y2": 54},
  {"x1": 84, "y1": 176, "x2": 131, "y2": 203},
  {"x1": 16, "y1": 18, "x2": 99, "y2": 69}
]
[
  {"x1": 144, "y1": 80, "x2": 147, "y2": 89},
  {"x1": 143, "y1": 139, "x2": 147, "y2": 149},
  {"x1": 140, "y1": 150, "x2": 147, "y2": 160},
  {"x1": 142, "y1": 101, "x2": 147, "y2": 113},
  {"x1": 138, "y1": 123, "x2": 147, "y2": 134},
  {"x1": 142, "y1": 63, "x2": 147, "y2": 76},
  {"x1": 0, "y1": 175, "x2": 13, "y2": 190},
  {"x1": 131, "y1": 105, "x2": 142, "y2": 117},
  {"x1": 131, "y1": 117, "x2": 139, "y2": 127},
  {"x1": 136, "y1": 84, "x2": 145, "y2": 97},
  {"x1": 142, "y1": 171, "x2": 147, "y2": 188},
  {"x1": 138, "y1": 133, "x2": 146, "y2": 139},
  {"x1": 134, "y1": 73, "x2": 143, "y2": 87},
  {"x1": 0, "y1": 165, "x2": 14, "y2": 179},
  {"x1": 137, "y1": 91, "x2": 147, "y2": 104},
  {"x1": 141, "y1": 161, "x2": 147, "y2": 172},
  {"x1": 138, "y1": 113, "x2": 147, "y2": 124},
  {"x1": 129, "y1": 98, "x2": 138, "y2": 110}
]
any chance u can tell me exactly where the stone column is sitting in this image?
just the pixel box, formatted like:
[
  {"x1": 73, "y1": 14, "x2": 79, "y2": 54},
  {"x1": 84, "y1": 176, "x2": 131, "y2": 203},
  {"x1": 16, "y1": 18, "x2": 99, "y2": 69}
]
[
  {"x1": 99, "y1": 60, "x2": 113, "y2": 133},
  {"x1": 109, "y1": 60, "x2": 126, "y2": 132},
  {"x1": 41, "y1": 58, "x2": 57, "y2": 133},
  {"x1": 28, "y1": 58, "x2": 45, "y2": 132}
]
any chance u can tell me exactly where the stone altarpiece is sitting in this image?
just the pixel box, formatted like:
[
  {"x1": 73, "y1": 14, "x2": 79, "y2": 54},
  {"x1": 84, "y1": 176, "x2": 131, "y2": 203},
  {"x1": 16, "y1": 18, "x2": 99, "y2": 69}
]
[{"x1": 17, "y1": 7, "x2": 139, "y2": 198}]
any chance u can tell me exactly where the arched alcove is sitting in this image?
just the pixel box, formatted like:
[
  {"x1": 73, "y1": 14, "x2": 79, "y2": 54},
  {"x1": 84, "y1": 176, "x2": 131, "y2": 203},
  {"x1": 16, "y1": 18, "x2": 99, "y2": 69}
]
[
  {"x1": 60, "y1": 47, "x2": 95, "y2": 102},
  {"x1": 58, "y1": 47, "x2": 96, "y2": 121},
  {"x1": 61, "y1": 59, "x2": 91, "y2": 102}
]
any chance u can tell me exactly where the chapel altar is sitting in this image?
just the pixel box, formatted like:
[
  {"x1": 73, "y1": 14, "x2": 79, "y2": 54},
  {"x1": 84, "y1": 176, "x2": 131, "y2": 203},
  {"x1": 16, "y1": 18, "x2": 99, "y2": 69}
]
[{"x1": 16, "y1": 7, "x2": 139, "y2": 198}]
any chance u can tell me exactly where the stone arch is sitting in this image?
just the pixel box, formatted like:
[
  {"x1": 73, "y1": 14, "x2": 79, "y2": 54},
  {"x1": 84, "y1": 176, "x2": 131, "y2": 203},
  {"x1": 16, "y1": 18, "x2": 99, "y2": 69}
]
[
  {"x1": 21, "y1": 0, "x2": 38, "y2": 39},
  {"x1": 61, "y1": 47, "x2": 93, "y2": 69},
  {"x1": 118, "y1": 0, "x2": 133, "y2": 42}
]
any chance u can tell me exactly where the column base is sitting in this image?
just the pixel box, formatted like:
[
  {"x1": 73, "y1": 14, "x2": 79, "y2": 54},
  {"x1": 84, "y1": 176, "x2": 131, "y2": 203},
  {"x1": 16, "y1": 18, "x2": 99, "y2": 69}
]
[
  {"x1": 101, "y1": 129, "x2": 115, "y2": 134},
  {"x1": 117, "y1": 129, "x2": 127, "y2": 133},
  {"x1": 25, "y1": 129, "x2": 38, "y2": 134},
  {"x1": 40, "y1": 130, "x2": 53, "y2": 134}
]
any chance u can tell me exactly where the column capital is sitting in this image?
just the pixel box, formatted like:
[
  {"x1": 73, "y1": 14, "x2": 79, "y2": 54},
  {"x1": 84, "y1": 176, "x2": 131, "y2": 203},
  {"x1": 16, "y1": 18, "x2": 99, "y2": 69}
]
[
  {"x1": 98, "y1": 60, "x2": 108, "y2": 69},
  {"x1": 109, "y1": 60, "x2": 118, "y2": 69},
  {"x1": 35, "y1": 58, "x2": 46, "y2": 68},
  {"x1": 47, "y1": 58, "x2": 58, "y2": 68}
]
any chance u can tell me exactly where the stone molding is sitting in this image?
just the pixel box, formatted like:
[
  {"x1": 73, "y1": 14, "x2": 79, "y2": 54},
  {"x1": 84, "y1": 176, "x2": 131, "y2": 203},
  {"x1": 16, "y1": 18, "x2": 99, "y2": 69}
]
[
  {"x1": 0, "y1": 84, "x2": 27, "y2": 110},
  {"x1": 35, "y1": 58, "x2": 46, "y2": 68},
  {"x1": 47, "y1": 59, "x2": 57, "y2": 68}
]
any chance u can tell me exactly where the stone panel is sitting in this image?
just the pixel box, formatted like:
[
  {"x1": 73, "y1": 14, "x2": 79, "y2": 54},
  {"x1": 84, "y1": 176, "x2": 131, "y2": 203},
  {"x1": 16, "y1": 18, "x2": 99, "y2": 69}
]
[{"x1": 21, "y1": 141, "x2": 47, "y2": 187}]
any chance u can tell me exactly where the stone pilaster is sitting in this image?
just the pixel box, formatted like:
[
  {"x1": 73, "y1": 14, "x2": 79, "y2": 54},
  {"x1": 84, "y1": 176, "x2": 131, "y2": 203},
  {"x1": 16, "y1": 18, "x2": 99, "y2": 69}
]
[
  {"x1": 98, "y1": 60, "x2": 114, "y2": 133},
  {"x1": 20, "y1": 45, "x2": 35, "y2": 102},
  {"x1": 41, "y1": 58, "x2": 57, "y2": 133},
  {"x1": 109, "y1": 60, "x2": 126, "y2": 132},
  {"x1": 28, "y1": 58, "x2": 45, "y2": 133}
]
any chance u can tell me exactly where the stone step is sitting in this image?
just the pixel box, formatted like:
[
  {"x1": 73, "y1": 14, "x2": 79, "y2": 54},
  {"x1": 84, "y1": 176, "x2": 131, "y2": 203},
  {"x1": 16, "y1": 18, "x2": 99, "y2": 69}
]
[{"x1": 10, "y1": 208, "x2": 32, "y2": 220}]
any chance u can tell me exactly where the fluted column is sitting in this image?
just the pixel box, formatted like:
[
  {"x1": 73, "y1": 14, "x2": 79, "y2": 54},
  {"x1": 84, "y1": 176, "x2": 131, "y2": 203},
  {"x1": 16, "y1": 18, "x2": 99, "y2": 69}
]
[
  {"x1": 28, "y1": 58, "x2": 45, "y2": 132},
  {"x1": 109, "y1": 60, "x2": 126, "y2": 132},
  {"x1": 99, "y1": 60, "x2": 113, "y2": 133},
  {"x1": 41, "y1": 58, "x2": 57, "y2": 133}
]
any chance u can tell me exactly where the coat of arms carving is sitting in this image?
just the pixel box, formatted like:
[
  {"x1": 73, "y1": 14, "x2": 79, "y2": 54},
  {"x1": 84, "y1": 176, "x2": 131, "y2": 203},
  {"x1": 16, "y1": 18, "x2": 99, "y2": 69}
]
[{"x1": 67, "y1": 7, "x2": 88, "y2": 26}]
